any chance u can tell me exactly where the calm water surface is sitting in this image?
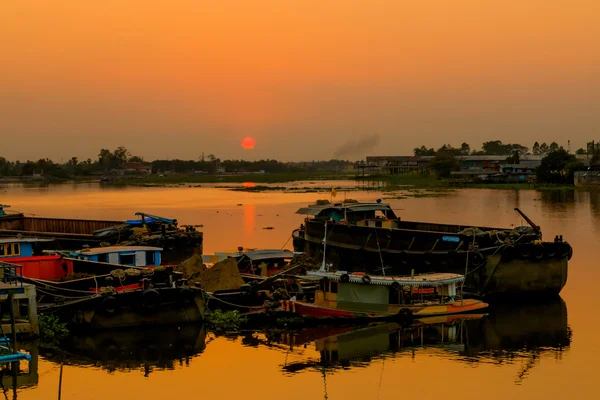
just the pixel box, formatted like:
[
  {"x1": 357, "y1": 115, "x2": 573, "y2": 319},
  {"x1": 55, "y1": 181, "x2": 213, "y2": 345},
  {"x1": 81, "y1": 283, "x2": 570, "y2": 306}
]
[{"x1": 0, "y1": 182, "x2": 597, "y2": 399}]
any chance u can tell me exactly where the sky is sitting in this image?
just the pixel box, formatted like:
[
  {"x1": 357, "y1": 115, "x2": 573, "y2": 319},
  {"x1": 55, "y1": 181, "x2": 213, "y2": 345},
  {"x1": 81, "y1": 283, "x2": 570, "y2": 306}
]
[{"x1": 1, "y1": 0, "x2": 599, "y2": 162}]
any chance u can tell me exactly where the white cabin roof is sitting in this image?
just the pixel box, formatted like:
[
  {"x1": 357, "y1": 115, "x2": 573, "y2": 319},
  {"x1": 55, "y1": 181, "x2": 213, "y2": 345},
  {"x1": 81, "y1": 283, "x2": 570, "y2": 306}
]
[
  {"x1": 76, "y1": 246, "x2": 162, "y2": 256},
  {"x1": 307, "y1": 271, "x2": 464, "y2": 286},
  {"x1": 0, "y1": 238, "x2": 55, "y2": 244}
]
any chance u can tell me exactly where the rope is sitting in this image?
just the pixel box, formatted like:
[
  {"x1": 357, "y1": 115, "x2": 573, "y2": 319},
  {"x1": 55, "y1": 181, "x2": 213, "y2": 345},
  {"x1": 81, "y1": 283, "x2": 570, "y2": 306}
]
[
  {"x1": 26, "y1": 278, "x2": 99, "y2": 294},
  {"x1": 204, "y1": 293, "x2": 263, "y2": 309},
  {"x1": 374, "y1": 229, "x2": 386, "y2": 276},
  {"x1": 280, "y1": 235, "x2": 292, "y2": 250}
]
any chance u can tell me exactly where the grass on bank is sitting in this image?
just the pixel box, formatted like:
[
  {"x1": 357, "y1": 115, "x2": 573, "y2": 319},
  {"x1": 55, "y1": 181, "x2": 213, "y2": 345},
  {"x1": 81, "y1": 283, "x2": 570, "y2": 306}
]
[{"x1": 111, "y1": 172, "x2": 355, "y2": 186}]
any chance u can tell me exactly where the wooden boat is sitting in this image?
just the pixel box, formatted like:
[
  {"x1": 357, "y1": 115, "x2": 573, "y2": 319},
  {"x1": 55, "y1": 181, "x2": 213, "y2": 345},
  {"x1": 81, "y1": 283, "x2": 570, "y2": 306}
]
[
  {"x1": 292, "y1": 201, "x2": 572, "y2": 297},
  {"x1": 284, "y1": 270, "x2": 488, "y2": 321},
  {"x1": 0, "y1": 239, "x2": 179, "y2": 301},
  {"x1": 39, "y1": 284, "x2": 205, "y2": 331},
  {"x1": 0, "y1": 205, "x2": 202, "y2": 264}
]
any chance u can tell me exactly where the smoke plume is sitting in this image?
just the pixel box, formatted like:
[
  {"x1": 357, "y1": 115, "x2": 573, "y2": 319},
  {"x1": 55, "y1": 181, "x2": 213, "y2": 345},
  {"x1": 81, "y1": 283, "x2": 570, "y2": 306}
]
[{"x1": 333, "y1": 134, "x2": 380, "y2": 158}]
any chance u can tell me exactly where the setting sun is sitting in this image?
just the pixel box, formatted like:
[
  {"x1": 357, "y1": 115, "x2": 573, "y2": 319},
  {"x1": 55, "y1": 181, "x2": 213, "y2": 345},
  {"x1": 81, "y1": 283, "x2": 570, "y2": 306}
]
[{"x1": 241, "y1": 137, "x2": 256, "y2": 149}]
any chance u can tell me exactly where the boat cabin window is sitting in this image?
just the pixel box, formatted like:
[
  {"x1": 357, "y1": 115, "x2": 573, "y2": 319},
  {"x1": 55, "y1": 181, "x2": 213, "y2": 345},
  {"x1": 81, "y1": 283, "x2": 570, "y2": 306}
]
[
  {"x1": 320, "y1": 280, "x2": 338, "y2": 294},
  {"x1": 146, "y1": 251, "x2": 155, "y2": 265},
  {"x1": 0, "y1": 243, "x2": 20, "y2": 257},
  {"x1": 97, "y1": 253, "x2": 108, "y2": 263},
  {"x1": 330, "y1": 281, "x2": 338, "y2": 293},
  {"x1": 119, "y1": 253, "x2": 135, "y2": 266}
]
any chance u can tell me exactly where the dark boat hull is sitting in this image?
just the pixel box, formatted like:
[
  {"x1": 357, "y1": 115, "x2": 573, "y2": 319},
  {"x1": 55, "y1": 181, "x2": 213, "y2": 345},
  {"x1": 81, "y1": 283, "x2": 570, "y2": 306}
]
[
  {"x1": 41, "y1": 287, "x2": 205, "y2": 331},
  {"x1": 293, "y1": 222, "x2": 570, "y2": 298}
]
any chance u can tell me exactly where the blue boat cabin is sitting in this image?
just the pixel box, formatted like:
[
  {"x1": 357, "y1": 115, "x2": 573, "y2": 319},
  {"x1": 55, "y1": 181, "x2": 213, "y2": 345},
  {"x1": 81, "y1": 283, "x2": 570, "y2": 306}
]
[
  {"x1": 0, "y1": 238, "x2": 54, "y2": 258},
  {"x1": 72, "y1": 246, "x2": 162, "y2": 267}
]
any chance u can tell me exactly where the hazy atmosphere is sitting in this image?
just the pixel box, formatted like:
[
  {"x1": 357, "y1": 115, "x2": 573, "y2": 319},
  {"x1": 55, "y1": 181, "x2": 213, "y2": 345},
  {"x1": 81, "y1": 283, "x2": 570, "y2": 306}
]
[{"x1": 2, "y1": 0, "x2": 599, "y2": 161}]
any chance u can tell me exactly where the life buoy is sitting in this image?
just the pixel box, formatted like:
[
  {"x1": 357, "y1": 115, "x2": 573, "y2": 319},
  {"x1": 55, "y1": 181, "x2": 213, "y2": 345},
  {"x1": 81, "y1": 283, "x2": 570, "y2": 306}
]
[
  {"x1": 398, "y1": 251, "x2": 410, "y2": 265},
  {"x1": 518, "y1": 244, "x2": 532, "y2": 260},
  {"x1": 469, "y1": 251, "x2": 486, "y2": 268},
  {"x1": 423, "y1": 252, "x2": 434, "y2": 266},
  {"x1": 177, "y1": 287, "x2": 195, "y2": 306},
  {"x1": 397, "y1": 308, "x2": 413, "y2": 323},
  {"x1": 142, "y1": 289, "x2": 160, "y2": 312},
  {"x1": 501, "y1": 245, "x2": 516, "y2": 262},
  {"x1": 362, "y1": 275, "x2": 372, "y2": 284},
  {"x1": 340, "y1": 274, "x2": 350, "y2": 283},
  {"x1": 532, "y1": 244, "x2": 545, "y2": 260},
  {"x1": 557, "y1": 242, "x2": 572, "y2": 259},
  {"x1": 165, "y1": 237, "x2": 176, "y2": 251},
  {"x1": 100, "y1": 295, "x2": 119, "y2": 316},
  {"x1": 240, "y1": 284, "x2": 252, "y2": 294},
  {"x1": 545, "y1": 243, "x2": 557, "y2": 258}
]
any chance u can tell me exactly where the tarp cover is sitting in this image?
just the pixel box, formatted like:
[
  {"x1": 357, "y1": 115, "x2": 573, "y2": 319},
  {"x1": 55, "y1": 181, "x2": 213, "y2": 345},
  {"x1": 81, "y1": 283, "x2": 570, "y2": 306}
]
[{"x1": 337, "y1": 283, "x2": 389, "y2": 312}]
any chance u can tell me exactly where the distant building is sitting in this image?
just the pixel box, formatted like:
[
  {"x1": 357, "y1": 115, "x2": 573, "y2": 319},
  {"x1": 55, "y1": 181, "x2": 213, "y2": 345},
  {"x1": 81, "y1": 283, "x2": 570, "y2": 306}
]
[{"x1": 124, "y1": 161, "x2": 152, "y2": 174}]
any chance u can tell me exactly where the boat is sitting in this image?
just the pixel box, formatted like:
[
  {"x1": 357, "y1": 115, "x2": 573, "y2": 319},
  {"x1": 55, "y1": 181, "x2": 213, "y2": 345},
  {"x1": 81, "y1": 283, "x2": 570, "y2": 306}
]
[
  {"x1": 0, "y1": 238, "x2": 178, "y2": 300},
  {"x1": 0, "y1": 205, "x2": 202, "y2": 264},
  {"x1": 38, "y1": 283, "x2": 205, "y2": 331},
  {"x1": 284, "y1": 270, "x2": 488, "y2": 321},
  {"x1": 292, "y1": 201, "x2": 572, "y2": 297}
]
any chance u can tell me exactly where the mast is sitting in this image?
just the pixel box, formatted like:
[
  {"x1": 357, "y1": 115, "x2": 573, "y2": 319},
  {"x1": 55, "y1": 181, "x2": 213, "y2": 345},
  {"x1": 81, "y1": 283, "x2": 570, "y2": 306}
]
[{"x1": 320, "y1": 221, "x2": 328, "y2": 271}]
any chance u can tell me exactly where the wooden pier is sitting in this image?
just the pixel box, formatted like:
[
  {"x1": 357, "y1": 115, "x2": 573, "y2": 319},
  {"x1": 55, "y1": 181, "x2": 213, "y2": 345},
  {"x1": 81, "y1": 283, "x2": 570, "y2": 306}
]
[{"x1": 0, "y1": 262, "x2": 39, "y2": 337}]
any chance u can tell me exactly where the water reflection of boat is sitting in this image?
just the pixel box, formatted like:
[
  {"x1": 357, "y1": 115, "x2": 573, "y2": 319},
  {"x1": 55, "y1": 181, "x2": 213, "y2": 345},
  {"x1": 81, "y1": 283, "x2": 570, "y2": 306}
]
[
  {"x1": 42, "y1": 324, "x2": 206, "y2": 375},
  {"x1": 270, "y1": 297, "x2": 570, "y2": 377}
]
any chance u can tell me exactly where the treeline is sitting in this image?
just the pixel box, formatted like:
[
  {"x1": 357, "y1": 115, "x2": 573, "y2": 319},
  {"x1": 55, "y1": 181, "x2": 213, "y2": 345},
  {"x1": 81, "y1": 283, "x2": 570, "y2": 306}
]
[
  {"x1": 413, "y1": 140, "x2": 565, "y2": 157},
  {"x1": 0, "y1": 147, "x2": 355, "y2": 178}
]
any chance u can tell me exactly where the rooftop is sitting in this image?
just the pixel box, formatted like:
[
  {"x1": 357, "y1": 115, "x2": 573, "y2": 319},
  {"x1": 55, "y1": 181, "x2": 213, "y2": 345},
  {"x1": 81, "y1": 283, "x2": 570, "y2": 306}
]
[
  {"x1": 75, "y1": 245, "x2": 162, "y2": 255},
  {"x1": 307, "y1": 271, "x2": 465, "y2": 286}
]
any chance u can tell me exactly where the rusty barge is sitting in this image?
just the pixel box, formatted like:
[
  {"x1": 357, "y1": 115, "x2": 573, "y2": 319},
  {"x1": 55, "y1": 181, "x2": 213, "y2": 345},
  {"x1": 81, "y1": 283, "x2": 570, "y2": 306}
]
[
  {"x1": 0, "y1": 205, "x2": 202, "y2": 264},
  {"x1": 292, "y1": 202, "x2": 571, "y2": 298}
]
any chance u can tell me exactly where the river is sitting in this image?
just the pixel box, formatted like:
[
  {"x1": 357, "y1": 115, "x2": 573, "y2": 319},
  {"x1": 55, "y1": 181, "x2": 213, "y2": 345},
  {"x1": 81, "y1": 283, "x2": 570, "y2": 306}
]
[{"x1": 0, "y1": 182, "x2": 596, "y2": 399}]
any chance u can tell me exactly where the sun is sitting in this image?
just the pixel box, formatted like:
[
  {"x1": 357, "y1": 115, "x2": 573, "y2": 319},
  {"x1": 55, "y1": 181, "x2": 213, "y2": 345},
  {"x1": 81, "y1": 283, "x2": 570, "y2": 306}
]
[{"x1": 241, "y1": 137, "x2": 255, "y2": 149}]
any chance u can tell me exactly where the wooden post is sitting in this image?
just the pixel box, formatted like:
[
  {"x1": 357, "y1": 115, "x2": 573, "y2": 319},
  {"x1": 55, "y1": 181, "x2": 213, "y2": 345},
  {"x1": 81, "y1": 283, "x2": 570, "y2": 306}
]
[{"x1": 26, "y1": 285, "x2": 39, "y2": 335}]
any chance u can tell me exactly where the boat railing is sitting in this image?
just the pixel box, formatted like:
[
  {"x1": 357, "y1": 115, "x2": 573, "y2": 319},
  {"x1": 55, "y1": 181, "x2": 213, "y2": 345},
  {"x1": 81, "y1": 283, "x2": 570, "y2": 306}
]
[{"x1": 0, "y1": 261, "x2": 23, "y2": 287}]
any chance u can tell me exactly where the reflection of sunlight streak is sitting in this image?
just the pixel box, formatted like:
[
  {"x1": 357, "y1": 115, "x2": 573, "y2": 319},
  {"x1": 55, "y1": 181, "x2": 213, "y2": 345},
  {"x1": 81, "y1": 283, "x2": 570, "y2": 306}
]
[
  {"x1": 243, "y1": 203, "x2": 256, "y2": 235},
  {"x1": 243, "y1": 182, "x2": 255, "y2": 188}
]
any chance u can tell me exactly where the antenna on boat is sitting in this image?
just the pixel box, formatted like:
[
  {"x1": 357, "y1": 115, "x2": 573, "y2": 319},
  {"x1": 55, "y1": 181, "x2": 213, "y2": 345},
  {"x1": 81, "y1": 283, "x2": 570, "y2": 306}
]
[{"x1": 320, "y1": 221, "x2": 328, "y2": 272}]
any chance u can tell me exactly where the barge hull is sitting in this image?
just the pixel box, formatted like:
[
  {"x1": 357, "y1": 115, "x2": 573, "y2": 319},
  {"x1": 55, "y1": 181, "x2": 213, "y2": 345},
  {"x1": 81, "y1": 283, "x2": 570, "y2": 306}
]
[{"x1": 293, "y1": 235, "x2": 568, "y2": 298}]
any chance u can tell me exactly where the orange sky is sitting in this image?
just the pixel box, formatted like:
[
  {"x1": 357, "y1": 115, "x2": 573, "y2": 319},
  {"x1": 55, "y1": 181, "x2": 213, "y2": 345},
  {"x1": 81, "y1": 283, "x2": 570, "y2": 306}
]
[{"x1": 1, "y1": 0, "x2": 599, "y2": 161}]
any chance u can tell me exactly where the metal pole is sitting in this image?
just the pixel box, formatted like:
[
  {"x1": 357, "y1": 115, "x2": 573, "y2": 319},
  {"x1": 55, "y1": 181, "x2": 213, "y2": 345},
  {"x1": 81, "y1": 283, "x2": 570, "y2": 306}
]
[
  {"x1": 58, "y1": 363, "x2": 64, "y2": 400},
  {"x1": 8, "y1": 292, "x2": 16, "y2": 354}
]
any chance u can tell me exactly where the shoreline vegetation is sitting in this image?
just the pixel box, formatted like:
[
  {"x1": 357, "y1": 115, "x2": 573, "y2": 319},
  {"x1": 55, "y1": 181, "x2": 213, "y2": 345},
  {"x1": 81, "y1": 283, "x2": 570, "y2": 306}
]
[{"x1": 1, "y1": 172, "x2": 582, "y2": 194}]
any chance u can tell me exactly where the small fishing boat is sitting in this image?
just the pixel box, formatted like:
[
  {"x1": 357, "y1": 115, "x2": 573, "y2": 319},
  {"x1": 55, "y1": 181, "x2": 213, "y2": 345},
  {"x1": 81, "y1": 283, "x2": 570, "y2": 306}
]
[{"x1": 283, "y1": 270, "x2": 488, "y2": 321}]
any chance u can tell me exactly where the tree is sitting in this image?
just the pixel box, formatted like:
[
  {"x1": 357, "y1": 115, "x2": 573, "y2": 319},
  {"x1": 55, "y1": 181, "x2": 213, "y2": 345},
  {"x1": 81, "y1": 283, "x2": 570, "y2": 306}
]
[
  {"x1": 506, "y1": 150, "x2": 520, "y2": 164},
  {"x1": 536, "y1": 149, "x2": 577, "y2": 184},
  {"x1": 481, "y1": 140, "x2": 506, "y2": 155},
  {"x1": 206, "y1": 154, "x2": 216, "y2": 162},
  {"x1": 98, "y1": 149, "x2": 113, "y2": 168},
  {"x1": 113, "y1": 146, "x2": 130, "y2": 168},
  {"x1": 429, "y1": 149, "x2": 460, "y2": 179},
  {"x1": 575, "y1": 148, "x2": 586, "y2": 155},
  {"x1": 128, "y1": 156, "x2": 144, "y2": 163},
  {"x1": 413, "y1": 146, "x2": 435, "y2": 156},
  {"x1": 460, "y1": 142, "x2": 470, "y2": 155},
  {"x1": 539, "y1": 142, "x2": 549, "y2": 155},
  {"x1": 532, "y1": 142, "x2": 541, "y2": 155},
  {"x1": 549, "y1": 142, "x2": 559, "y2": 153}
]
